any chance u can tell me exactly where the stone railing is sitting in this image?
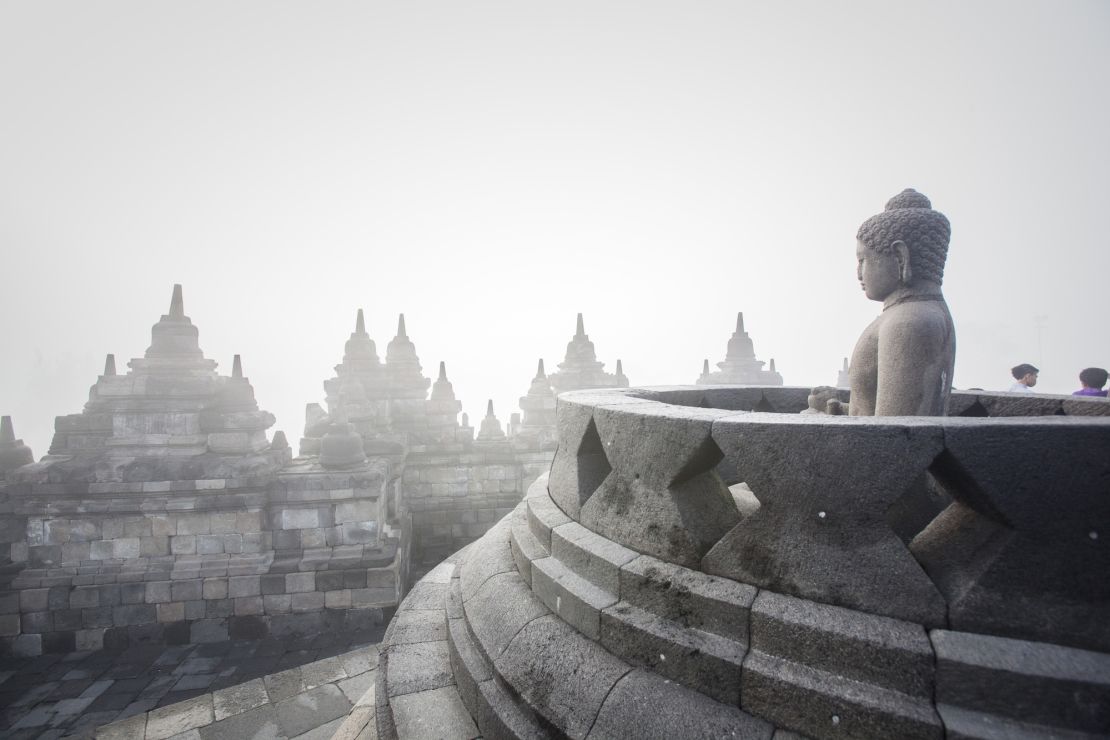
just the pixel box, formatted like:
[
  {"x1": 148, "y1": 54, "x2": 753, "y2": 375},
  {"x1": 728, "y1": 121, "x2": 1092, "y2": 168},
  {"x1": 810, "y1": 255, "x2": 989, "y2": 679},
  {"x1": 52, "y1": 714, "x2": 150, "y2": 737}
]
[
  {"x1": 373, "y1": 386, "x2": 1110, "y2": 739},
  {"x1": 548, "y1": 386, "x2": 1110, "y2": 653}
]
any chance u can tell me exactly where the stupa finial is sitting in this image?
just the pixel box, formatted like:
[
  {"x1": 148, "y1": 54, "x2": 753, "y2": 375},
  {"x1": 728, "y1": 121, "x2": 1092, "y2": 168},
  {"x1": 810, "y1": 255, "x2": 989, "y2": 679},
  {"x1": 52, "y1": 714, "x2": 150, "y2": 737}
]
[
  {"x1": 616, "y1": 359, "x2": 624, "y2": 375},
  {"x1": 104, "y1": 354, "x2": 117, "y2": 376},
  {"x1": 702, "y1": 359, "x2": 710, "y2": 374},
  {"x1": 232, "y1": 354, "x2": 243, "y2": 379},
  {"x1": 486, "y1": 399, "x2": 495, "y2": 417},
  {"x1": 271, "y1": 430, "x2": 289, "y2": 451},
  {"x1": 0, "y1": 416, "x2": 13, "y2": 444},
  {"x1": 462, "y1": 412, "x2": 470, "y2": 427},
  {"x1": 438, "y1": 361, "x2": 447, "y2": 381},
  {"x1": 169, "y1": 284, "x2": 184, "y2": 318},
  {"x1": 576, "y1": 313, "x2": 585, "y2": 337},
  {"x1": 842, "y1": 357, "x2": 849, "y2": 371},
  {"x1": 535, "y1": 358, "x2": 546, "y2": 379},
  {"x1": 397, "y1": 313, "x2": 407, "y2": 338},
  {"x1": 356, "y1": 308, "x2": 366, "y2": 334},
  {"x1": 736, "y1": 312, "x2": 744, "y2": 333},
  {"x1": 769, "y1": 358, "x2": 777, "y2": 373}
]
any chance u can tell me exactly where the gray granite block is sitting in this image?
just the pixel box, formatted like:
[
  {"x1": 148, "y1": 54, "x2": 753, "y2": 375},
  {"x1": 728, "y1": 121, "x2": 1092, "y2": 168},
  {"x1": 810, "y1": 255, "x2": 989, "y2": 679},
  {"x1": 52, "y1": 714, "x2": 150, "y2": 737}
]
[
  {"x1": 588, "y1": 668, "x2": 773, "y2": 740},
  {"x1": 741, "y1": 650, "x2": 942, "y2": 740},
  {"x1": 385, "y1": 640, "x2": 455, "y2": 698},
  {"x1": 494, "y1": 614, "x2": 630, "y2": 740},
  {"x1": 531, "y1": 556, "x2": 616, "y2": 640},
  {"x1": 389, "y1": 608, "x2": 447, "y2": 645},
  {"x1": 458, "y1": 523, "x2": 516, "y2": 603},
  {"x1": 464, "y1": 571, "x2": 549, "y2": 661},
  {"x1": 931, "y1": 629, "x2": 1110, "y2": 734},
  {"x1": 600, "y1": 600, "x2": 745, "y2": 705},
  {"x1": 390, "y1": 685, "x2": 479, "y2": 740},
  {"x1": 750, "y1": 590, "x2": 935, "y2": 698},
  {"x1": 619, "y1": 553, "x2": 756, "y2": 643},
  {"x1": 550, "y1": 521, "x2": 637, "y2": 594},
  {"x1": 705, "y1": 414, "x2": 947, "y2": 626},
  {"x1": 275, "y1": 684, "x2": 351, "y2": 737}
]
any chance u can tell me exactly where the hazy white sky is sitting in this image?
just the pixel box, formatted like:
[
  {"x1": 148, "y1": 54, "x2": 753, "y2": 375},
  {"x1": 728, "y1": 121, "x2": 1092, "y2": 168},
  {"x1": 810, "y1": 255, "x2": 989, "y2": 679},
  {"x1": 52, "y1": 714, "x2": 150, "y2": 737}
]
[{"x1": 2, "y1": 1, "x2": 1108, "y2": 457}]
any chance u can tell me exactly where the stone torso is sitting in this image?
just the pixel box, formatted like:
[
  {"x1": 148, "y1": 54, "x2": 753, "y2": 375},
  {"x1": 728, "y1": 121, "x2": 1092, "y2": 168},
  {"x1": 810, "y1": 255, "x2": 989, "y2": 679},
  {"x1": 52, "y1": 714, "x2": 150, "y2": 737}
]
[{"x1": 850, "y1": 298, "x2": 955, "y2": 416}]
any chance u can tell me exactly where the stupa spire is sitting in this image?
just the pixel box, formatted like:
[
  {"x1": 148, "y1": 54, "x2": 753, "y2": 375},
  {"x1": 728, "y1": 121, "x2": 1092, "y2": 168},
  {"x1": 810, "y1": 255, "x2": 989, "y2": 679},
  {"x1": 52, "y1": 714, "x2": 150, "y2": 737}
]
[
  {"x1": 576, "y1": 313, "x2": 585, "y2": 337},
  {"x1": 232, "y1": 354, "x2": 243, "y2": 379},
  {"x1": 356, "y1": 309, "x2": 366, "y2": 334},
  {"x1": 397, "y1": 314, "x2": 407, "y2": 338},
  {"x1": 104, "y1": 354, "x2": 117, "y2": 376},
  {"x1": 1, "y1": 416, "x2": 13, "y2": 444},
  {"x1": 438, "y1": 361, "x2": 447, "y2": 382},
  {"x1": 486, "y1": 399, "x2": 495, "y2": 417},
  {"x1": 769, "y1": 358, "x2": 777, "y2": 373},
  {"x1": 616, "y1": 359, "x2": 624, "y2": 375},
  {"x1": 169, "y1": 284, "x2": 184, "y2": 319},
  {"x1": 535, "y1": 358, "x2": 546, "y2": 379},
  {"x1": 736, "y1": 312, "x2": 745, "y2": 334}
]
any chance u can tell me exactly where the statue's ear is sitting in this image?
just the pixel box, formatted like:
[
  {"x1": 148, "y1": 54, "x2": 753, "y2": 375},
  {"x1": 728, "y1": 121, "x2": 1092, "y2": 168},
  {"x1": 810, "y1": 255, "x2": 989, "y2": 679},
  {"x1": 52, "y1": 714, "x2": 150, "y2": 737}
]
[{"x1": 891, "y1": 240, "x2": 912, "y2": 283}]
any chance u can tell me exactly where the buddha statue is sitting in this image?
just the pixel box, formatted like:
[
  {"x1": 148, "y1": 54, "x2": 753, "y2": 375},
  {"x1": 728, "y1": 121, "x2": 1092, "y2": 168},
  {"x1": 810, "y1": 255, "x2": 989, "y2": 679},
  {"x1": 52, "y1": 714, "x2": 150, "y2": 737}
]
[
  {"x1": 847, "y1": 189, "x2": 955, "y2": 416},
  {"x1": 801, "y1": 386, "x2": 840, "y2": 415}
]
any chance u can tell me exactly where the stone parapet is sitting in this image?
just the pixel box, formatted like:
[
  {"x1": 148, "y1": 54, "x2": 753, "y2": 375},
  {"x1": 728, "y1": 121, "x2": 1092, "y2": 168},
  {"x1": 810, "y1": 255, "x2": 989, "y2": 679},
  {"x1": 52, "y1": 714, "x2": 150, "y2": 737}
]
[{"x1": 375, "y1": 384, "x2": 1110, "y2": 739}]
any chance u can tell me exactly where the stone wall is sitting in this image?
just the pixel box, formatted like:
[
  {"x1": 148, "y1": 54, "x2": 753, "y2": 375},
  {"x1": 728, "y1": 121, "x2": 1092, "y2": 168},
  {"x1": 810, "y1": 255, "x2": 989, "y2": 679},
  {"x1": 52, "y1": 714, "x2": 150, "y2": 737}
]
[{"x1": 373, "y1": 385, "x2": 1110, "y2": 740}]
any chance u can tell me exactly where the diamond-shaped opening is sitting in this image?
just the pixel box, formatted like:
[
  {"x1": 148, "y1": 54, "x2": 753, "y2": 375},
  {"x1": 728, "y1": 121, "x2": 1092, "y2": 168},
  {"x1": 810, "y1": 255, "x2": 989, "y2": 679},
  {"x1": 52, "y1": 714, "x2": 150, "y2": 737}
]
[
  {"x1": 576, "y1": 418, "x2": 612, "y2": 503},
  {"x1": 752, "y1": 393, "x2": 776, "y2": 412},
  {"x1": 669, "y1": 434, "x2": 725, "y2": 487},
  {"x1": 958, "y1": 400, "x2": 989, "y2": 417},
  {"x1": 885, "y1": 471, "x2": 953, "y2": 546}
]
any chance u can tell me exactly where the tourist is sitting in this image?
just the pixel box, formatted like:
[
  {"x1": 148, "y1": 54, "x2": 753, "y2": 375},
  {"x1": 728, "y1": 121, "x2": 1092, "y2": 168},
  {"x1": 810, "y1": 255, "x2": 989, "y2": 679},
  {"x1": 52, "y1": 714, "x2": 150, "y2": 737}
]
[
  {"x1": 1073, "y1": 367, "x2": 1109, "y2": 397},
  {"x1": 1008, "y1": 363, "x2": 1039, "y2": 392}
]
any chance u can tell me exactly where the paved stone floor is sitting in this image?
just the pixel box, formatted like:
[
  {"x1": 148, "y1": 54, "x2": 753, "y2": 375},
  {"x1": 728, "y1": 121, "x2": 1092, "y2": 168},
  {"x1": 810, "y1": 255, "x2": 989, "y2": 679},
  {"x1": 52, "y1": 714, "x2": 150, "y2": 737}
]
[{"x1": 0, "y1": 623, "x2": 386, "y2": 739}]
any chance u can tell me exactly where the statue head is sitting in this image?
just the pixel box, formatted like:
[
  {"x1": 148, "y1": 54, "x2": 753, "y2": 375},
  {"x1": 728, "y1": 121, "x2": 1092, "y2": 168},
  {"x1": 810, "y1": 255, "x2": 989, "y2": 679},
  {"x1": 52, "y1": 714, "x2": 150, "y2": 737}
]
[
  {"x1": 855, "y1": 189, "x2": 950, "y2": 301},
  {"x1": 806, "y1": 386, "x2": 839, "y2": 413}
]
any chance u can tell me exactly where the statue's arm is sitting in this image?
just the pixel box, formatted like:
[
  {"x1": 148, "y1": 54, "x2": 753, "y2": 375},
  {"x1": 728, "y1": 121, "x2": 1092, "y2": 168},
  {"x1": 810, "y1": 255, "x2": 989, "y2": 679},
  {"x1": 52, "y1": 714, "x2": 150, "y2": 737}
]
[{"x1": 874, "y1": 312, "x2": 946, "y2": 416}]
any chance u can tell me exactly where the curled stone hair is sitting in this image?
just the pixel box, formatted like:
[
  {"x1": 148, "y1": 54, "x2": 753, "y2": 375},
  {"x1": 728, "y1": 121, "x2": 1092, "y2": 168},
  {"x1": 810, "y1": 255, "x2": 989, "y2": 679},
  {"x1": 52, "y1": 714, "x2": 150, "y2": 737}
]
[{"x1": 856, "y1": 188, "x2": 951, "y2": 285}]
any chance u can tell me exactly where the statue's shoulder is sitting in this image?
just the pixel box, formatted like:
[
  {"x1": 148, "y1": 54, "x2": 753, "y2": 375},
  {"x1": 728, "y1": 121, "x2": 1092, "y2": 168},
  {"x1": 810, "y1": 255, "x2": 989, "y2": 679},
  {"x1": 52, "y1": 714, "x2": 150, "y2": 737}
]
[{"x1": 879, "y1": 299, "x2": 951, "y2": 338}]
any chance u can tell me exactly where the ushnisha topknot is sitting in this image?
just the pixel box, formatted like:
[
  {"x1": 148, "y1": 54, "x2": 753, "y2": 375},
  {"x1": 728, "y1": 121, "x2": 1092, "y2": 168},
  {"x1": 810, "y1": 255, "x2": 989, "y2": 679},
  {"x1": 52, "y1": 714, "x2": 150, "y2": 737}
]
[{"x1": 857, "y1": 188, "x2": 951, "y2": 285}]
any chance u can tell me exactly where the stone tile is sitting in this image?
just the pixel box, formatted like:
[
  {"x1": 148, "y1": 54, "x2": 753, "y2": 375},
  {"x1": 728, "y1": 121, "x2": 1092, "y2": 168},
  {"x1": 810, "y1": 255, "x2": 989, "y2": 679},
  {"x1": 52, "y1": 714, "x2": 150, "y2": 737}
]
[
  {"x1": 94, "y1": 711, "x2": 147, "y2": 739},
  {"x1": 198, "y1": 704, "x2": 283, "y2": 740},
  {"x1": 390, "y1": 686, "x2": 478, "y2": 740},
  {"x1": 301, "y1": 656, "x2": 346, "y2": 690},
  {"x1": 263, "y1": 667, "x2": 305, "y2": 703},
  {"x1": 337, "y1": 670, "x2": 376, "y2": 704},
  {"x1": 212, "y1": 678, "x2": 269, "y2": 721},
  {"x1": 274, "y1": 684, "x2": 351, "y2": 737},
  {"x1": 145, "y1": 694, "x2": 215, "y2": 740},
  {"x1": 339, "y1": 647, "x2": 379, "y2": 677},
  {"x1": 385, "y1": 641, "x2": 454, "y2": 698},
  {"x1": 174, "y1": 674, "x2": 216, "y2": 691}
]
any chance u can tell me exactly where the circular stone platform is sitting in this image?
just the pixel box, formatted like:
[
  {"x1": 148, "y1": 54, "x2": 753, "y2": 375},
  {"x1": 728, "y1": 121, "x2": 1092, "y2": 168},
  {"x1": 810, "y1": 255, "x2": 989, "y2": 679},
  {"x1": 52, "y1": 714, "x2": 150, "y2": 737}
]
[{"x1": 373, "y1": 386, "x2": 1110, "y2": 739}]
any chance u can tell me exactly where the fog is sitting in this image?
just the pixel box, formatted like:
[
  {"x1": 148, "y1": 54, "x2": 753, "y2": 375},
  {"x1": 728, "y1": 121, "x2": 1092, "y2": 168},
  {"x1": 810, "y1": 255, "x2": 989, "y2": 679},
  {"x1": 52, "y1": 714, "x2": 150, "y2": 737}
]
[{"x1": 2, "y1": 1, "x2": 1108, "y2": 457}]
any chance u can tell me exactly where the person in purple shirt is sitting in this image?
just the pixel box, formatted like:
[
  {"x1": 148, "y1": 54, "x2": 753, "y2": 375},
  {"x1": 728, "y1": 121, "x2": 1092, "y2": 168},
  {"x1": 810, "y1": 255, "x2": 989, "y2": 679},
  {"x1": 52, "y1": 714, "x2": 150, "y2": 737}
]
[{"x1": 1073, "y1": 367, "x2": 1109, "y2": 397}]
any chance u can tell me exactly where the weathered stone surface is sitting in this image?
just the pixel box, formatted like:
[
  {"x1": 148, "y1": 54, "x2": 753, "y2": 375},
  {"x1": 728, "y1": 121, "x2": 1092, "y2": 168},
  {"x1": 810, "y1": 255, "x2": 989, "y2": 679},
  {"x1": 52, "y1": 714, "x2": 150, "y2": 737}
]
[
  {"x1": 619, "y1": 554, "x2": 755, "y2": 643},
  {"x1": 212, "y1": 678, "x2": 269, "y2": 721},
  {"x1": 390, "y1": 686, "x2": 479, "y2": 740},
  {"x1": 532, "y1": 556, "x2": 616, "y2": 640},
  {"x1": 464, "y1": 571, "x2": 549, "y2": 660},
  {"x1": 458, "y1": 521, "x2": 516, "y2": 603},
  {"x1": 742, "y1": 650, "x2": 943, "y2": 740},
  {"x1": 931, "y1": 629, "x2": 1110, "y2": 734},
  {"x1": 274, "y1": 684, "x2": 351, "y2": 737},
  {"x1": 911, "y1": 418, "x2": 1110, "y2": 651},
  {"x1": 705, "y1": 414, "x2": 947, "y2": 626},
  {"x1": 385, "y1": 641, "x2": 454, "y2": 698},
  {"x1": 527, "y1": 479, "x2": 572, "y2": 550},
  {"x1": 589, "y1": 668, "x2": 773, "y2": 740},
  {"x1": 550, "y1": 521, "x2": 637, "y2": 594},
  {"x1": 494, "y1": 614, "x2": 630, "y2": 740},
  {"x1": 389, "y1": 609, "x2": 447, "y2": 645},
  {"x1": 145, "y1": 694, "x2": 214, "y2": 740},
  {"x1": 599, "y1": 600, "x2": 746, "y2": 704},
  {"x1": 750, "y1": 590, "x2": 935, "y2": 698},
  {"x1": 579, "y1": 402, "x2": 740, "y2": 568}
]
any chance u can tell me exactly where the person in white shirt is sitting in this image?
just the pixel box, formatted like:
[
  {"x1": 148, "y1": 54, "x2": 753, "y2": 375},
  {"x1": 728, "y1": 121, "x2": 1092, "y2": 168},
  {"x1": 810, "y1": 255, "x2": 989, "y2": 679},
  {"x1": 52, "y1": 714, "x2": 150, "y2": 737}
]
[{"x1": 1008, "y1": 363, "x2": 1039, "y2": 392}]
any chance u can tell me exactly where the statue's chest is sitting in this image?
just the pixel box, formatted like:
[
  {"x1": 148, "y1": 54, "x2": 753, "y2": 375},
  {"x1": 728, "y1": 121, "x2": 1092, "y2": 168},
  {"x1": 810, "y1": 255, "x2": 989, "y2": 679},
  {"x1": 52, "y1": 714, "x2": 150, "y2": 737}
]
[{"x1": 850, "y1": 317, "x2": 882, "y2": 392}]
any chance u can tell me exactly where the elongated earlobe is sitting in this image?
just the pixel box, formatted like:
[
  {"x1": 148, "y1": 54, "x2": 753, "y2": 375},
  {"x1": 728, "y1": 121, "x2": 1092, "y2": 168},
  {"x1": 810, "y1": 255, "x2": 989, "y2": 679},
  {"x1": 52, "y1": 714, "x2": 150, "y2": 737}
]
[{"x1": 892, "y1": 240, "x2": 912, "y2": 284}]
